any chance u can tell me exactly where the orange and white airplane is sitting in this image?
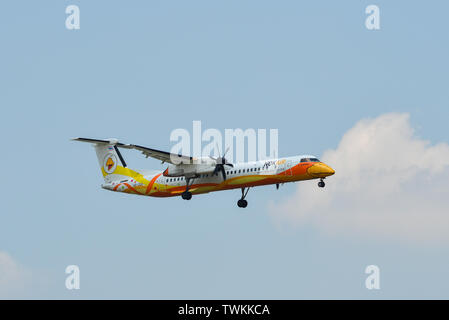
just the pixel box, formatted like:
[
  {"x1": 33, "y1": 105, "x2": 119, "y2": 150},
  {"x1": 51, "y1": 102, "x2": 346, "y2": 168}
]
[{"x1": 73, "y1": 137, "x2": 335, "y2": 208}]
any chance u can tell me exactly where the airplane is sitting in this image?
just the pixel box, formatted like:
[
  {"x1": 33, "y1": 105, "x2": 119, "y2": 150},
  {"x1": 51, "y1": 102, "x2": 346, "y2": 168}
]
[{"x1": 72, "y1": 137, "x2": 335, "y2": 208}]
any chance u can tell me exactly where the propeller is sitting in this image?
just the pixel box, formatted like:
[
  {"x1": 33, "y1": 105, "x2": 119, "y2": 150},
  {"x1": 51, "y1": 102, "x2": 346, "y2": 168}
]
[{"x1": 210, "y1": 145, "x2": 234, "y2": 180}]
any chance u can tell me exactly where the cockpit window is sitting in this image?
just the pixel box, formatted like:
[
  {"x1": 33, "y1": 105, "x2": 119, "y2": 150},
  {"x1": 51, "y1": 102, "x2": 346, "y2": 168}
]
[{"x1": 301, "y1": 157, "x2": 320, "y2": 163}]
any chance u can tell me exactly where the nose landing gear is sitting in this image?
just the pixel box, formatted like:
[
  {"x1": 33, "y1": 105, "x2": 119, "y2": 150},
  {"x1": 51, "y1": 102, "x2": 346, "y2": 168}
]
[
  {"x1": 237, "y1": 187, "x2": 250, "y2": 208},
  {"x1": 318, "y1": 179, "x2": 325, "y2": 188}
]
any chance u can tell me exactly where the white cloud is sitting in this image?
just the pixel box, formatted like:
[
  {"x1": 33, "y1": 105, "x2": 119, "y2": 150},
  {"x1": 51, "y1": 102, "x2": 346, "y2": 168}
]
[
  {"x1": 0, "y1": 251, "x2": 30, "y2": 297},
  {"x1": 273, "y1": 113, "x2": 449, "y2": 244}
]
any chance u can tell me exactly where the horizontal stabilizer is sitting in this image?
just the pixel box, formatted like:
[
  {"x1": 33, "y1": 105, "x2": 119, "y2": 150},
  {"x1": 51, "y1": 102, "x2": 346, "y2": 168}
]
[
  {"x1": 72, "y1": 137, "x2": 193, "y2": 165},
  {"x1": 71, "y1": 137, "x2": 120, "y2": 145}
]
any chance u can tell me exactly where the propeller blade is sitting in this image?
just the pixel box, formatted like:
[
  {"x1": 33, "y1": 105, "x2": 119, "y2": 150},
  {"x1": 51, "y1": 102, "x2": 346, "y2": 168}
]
[
  {"x1": 220, "y1": 166, "x2": 226, "y2": 180},
  {"x1": 215, "y1": 142, "x2": 221, "y2": 158},
  {"x1": 223, "y1": 146, "x2": 230, "y2": 158},
  {"x1": 210, "y1": 146, "x2": 232, "y2": 179}
]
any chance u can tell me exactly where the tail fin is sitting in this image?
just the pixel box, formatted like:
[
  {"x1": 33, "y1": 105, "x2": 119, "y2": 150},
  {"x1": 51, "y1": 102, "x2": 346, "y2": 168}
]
[{"x1": 72, "y1": 138, "x2": 130, "y2": 182}]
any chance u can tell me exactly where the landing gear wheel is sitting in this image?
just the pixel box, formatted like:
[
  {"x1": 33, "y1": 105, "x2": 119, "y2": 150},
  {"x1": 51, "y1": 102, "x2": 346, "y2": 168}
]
[
  {"x1": 237, "y1": 187, "x2": 250, "y2": 208},
  {"x1": 318, "y1": 179, "x2": 325, "y2": 188},
  {"x1": 182, "y1": 191, "x2": 192, "y2": 200},
  {"x1": 237, "y1": 199, "x2": 248, "y2": 208},
  {"x1": 181, "y1": 177, "x2": 195, "y2": 200}
]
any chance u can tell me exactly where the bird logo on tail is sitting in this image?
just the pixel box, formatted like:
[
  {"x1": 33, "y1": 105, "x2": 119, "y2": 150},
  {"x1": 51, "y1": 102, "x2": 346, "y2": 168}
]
[{"x1": 103, "y1": 153, "x2": 118, "y2": 174}]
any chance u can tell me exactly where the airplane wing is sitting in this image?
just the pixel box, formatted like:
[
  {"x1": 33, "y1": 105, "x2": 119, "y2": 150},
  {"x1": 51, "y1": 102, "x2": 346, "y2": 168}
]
[
  {"x1": 72, "y1": 138, "x2": 193, "y2": 165},
  {"x1": 119, "y1": 144, "x2": 193, "y2": 164}
]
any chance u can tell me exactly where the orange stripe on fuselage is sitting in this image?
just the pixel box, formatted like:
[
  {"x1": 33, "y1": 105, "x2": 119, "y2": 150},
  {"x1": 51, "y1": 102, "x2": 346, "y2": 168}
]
[
  {"x1": 288, "y1": 162, "x2": 314, "y2": 176},
  {"x1": 146, "y1": 173, "x2": 162, "y2": 195},
  {"x1": 123, "y1": 183, "x2": 142, "y2": 194},
  {"x1": 148, "y1": 161, "x2": 317, "y2": 197}
]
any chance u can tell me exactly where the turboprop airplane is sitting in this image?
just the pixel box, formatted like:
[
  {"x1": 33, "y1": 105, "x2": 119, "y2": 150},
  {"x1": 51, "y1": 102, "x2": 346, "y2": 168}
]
[{"x1": 72, "y1": 138, "x2": 335, "y2": 208}]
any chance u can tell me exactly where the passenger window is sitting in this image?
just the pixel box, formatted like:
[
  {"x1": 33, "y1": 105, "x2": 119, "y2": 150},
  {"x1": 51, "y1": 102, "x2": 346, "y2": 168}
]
[{"x1": 301, "y1": 158, "x2": 320, "y2": 162}]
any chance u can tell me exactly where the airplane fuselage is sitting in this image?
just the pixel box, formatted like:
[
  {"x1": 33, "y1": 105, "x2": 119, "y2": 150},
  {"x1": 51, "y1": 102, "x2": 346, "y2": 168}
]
[{"x1": 100, "y1": 155, "x2": 335, "y2": 198}]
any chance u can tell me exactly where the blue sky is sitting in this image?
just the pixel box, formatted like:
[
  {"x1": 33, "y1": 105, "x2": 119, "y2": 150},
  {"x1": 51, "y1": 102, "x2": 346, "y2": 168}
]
[{"x1": 0, "y1": 1, "x2": 448, "y2": 298}]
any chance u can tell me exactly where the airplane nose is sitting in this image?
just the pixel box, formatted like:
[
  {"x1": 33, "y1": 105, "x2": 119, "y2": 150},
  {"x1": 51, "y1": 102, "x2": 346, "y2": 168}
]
[{"x1": 307, "y1": 163, "x2": 335, "y2": 178}]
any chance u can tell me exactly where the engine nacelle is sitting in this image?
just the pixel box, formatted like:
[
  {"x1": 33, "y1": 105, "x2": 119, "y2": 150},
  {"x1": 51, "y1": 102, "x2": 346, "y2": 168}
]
[
  {"x1": 163, "y1": 159, "x2": 217, "y2": 178},
  {"x1": 163, "y1": 164, "x2": 184, "y2": 177}
]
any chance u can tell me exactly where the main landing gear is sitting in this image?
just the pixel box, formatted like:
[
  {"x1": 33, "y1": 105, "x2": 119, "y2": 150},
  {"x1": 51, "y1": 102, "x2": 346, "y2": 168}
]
[
  {"x1": 318, "y1": 178, "x2": 325, "y2": 188},
  {"x1": 181, "y1": 192, "x2": 192, "y2": 200},
  {"x1": 181, "y1": 177, "x2": 194, "y2": 200},
  {"x1": 237, "y1": 187, "x2": 250, "y2": 208}
]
